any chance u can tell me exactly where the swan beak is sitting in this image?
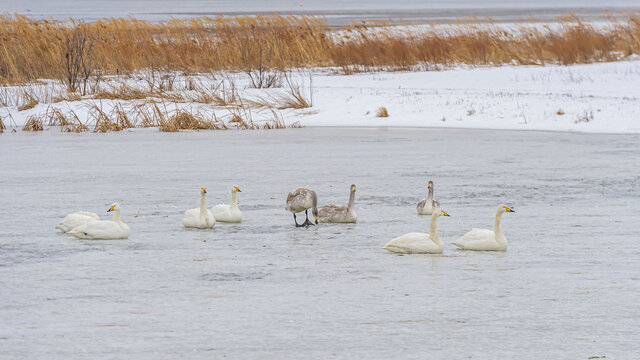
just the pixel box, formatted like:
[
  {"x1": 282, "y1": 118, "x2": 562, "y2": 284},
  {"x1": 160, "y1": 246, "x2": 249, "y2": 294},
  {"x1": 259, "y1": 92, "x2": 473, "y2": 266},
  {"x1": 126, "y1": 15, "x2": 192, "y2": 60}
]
[
  {"x1": 314, "y1": 215, "x2": 318, "y2": 224},
  {"x1": 235, "y1": 187, "x2": 241, "y2": 192},
  {"x1": 107, "y1": 205, "x2": 115, "y2": 212},
  {"x1": 442, "y1": 210, "x2": 450, "y2": 216},
  {"x1": 506, "y1": 206, "x2": 515, "y2": 212},
  {"x1": 202, "y1": 187, "x2": 207, "y2": 194}
]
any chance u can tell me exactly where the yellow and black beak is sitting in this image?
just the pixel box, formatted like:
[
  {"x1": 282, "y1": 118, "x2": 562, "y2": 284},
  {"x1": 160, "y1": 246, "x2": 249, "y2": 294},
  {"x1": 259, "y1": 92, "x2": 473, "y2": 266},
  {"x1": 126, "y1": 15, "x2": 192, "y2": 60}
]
[
  {"x1": 107, "y1": 205, "x2": 115, "y2": 212},
  {"x1": 506, "y1": 206, "x2": 515, "y2": 213},
  {"x1": 442, "y1": 210, "x2": 450, "y2": 216},
  {"x1": 202, "y1": 187, "x2": 207, "y2": 194},
  {"x1": 235, "y1": 187, "x2": 241, "y2": 192},
  {"x1": 314, "y1": 215, "x2": 318, "y2": 224}
]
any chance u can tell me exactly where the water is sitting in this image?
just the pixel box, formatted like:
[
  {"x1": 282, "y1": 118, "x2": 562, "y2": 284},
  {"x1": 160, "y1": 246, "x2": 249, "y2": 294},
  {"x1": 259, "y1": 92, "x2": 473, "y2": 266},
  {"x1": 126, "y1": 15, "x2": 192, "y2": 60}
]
[
  {"x1": 0, "y1": 128, "x2": 638, "y2": 359},
  {"x1": 3, "y1": 0, "x2": 640, "y2": 24}
]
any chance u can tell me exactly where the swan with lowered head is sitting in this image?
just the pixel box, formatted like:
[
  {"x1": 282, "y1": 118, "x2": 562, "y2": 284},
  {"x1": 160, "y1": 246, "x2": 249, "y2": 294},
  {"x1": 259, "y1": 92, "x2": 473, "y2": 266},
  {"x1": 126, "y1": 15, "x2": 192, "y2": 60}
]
[
  {"x1": 318, "y1": 184, "x2": 357, "y2": 223},
  {"x1": 452, "y1": 204, "x2": 515, "y2": 251},
  {"x1": 56, "y1": 211, "x2": 100, "y2": 232},
  {"x1": 183, "y1": 186, "x2": 215, "y2": 228},
  {"x1": 285, "y1": 188, "x2": 318, "y2": 227},
  {"x1": 383, "y1": 208, "x2": 450, "y2": 254},
  {"x1": 417, "y1": 180, "x2": 440, "y2": 215},
  {"x1": 211, "y1": 185, "x2": 242, "y2": 223},
  {"x1": 68, "y1": 203, "x2": 130, "y2": 240}
]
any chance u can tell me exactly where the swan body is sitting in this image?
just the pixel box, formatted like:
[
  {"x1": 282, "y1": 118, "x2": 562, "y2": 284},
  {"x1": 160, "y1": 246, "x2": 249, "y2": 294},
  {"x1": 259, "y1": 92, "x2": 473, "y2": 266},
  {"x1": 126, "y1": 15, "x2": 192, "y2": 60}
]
[
  {"x1": 56, "y1": 211, "x2": 100, "y2": 232},
  {"x1": 383, "y1": 208, "x2": 450, "y2": 254},
  {"x1": 452, "y1": 204, "x2": 515, "y2": 251},
  {"x1": 417, "y1": 180, "x2": 440, "y2": 215},
  {"x1": 211, "y1": 185, "x2": 242, "y2": 223},
  {"x1": 285, "y1": 188, "x2": 318, "y2": 227},
  {"x1": 183, "y1": 187, "x2": 215, "y2": 229},
  {"x1": 68, "y1": 204, "x2": 130, "y2": 240},
  {"x1": 319, "y1": 184, "x2": 357, "y2": 223}
]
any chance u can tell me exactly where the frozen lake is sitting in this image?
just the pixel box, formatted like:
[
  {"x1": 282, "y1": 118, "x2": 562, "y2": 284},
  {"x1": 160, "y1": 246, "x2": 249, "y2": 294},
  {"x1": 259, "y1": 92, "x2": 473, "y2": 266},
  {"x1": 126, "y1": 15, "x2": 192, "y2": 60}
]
[
  {"x1": 0, "y1": 128, "x2": 638, "y2": 359},
  {"x1": 4, "y1": 0, "x2": 640, "y2": 24}
]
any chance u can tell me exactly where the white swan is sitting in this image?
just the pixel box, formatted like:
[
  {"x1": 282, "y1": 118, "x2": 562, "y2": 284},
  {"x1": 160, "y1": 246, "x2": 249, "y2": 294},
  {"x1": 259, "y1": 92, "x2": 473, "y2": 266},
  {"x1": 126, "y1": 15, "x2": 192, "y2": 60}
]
[
  {"x1": 285, "y1": 188, "x2": 318, "y2": 227},
  {"x1": 383, "y1": 208, "x2": 450, "y2": 254},
  {"x1": 211, "y1": 185, "x2": 242, "y2": 223},
  {"x1": 318, "y1": 184, "x2": 357, "y2": 223},
  {"x1": 56, "y1": 211, "x2": 100, "y2": 232},
  {"x1": 417, "y1": 180, "x2": 440, "y2": 215},
  {"x1": 452, "y1": 204, "x2": 515, "y2": 251},
  {"x1": 183, "y1": 186, "x2": 215, "y2": 229},
  {"x1": 68, "y1": 203, "x2": 130, "y2": 240}
]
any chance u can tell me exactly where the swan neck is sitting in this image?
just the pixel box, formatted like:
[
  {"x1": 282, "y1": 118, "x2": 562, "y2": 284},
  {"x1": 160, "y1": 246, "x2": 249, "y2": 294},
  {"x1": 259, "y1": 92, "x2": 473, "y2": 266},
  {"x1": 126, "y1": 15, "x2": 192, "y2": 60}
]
[
  {"x1": 429, "y1": 213, "x2": 439, "y2": 239},
  {"x1": 231, "y1": 191, "x2": 238, "y2": 208},
  {"x1": 347, "y1": 189, "x2": 355, "y2": 210},
  {"x1": 311, "y1": 191, "x2": 318, "y2": 213},
  {"x1": 494, "y1": 210, "x2": 504, "y2": 238},
  {"x1": 112, "y1": 208, "x2": 121, "y2": 223},
  {"x1": 200, "y1": 192, "x2": 207, "y2": 216},
  {"x1": 427, "y1": 186, "x2": 433, "y2": 201}
]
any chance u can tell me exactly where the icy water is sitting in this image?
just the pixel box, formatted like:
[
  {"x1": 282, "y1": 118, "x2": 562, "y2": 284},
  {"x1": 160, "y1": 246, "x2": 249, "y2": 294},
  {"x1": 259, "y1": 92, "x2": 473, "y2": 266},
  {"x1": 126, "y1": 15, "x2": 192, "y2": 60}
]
[
  {"x1": 0, "y1": 128, "x2": 639, "y2": 359},
  {"x1": 4, "y1": 0, "x2": 640, "y2": 24}
]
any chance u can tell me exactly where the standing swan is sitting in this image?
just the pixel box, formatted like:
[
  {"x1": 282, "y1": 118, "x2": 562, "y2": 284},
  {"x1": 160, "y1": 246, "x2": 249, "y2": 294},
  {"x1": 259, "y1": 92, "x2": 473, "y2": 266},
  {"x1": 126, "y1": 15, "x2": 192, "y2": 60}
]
[
  {"x1": 318, "y1": 184, "x2": 357, "y2": 223},
  {"x1": 68, "y1": 203, "x2": 131, "y2": 240},
  {"x1": 417, "y1": 180, "x2": 440, "y2": 215},
  {"x1": 211, "y1": 185, "x2": 242, "y2": 223},
  {"x1": 285, "y1": 188, "x2": 318, "y2": 227},
  {"x1": 383, "y1": 208, "x2": 450, "y2": 254},
  {"x1": 452, "y1": 204, "x2": 515, "y2": 251},
  {"x1": 56, "y1": 211, "x2": 100, "y2": 232},
  {"x1": 183, "y1": 187, "x2": 215, "y2": 229}
]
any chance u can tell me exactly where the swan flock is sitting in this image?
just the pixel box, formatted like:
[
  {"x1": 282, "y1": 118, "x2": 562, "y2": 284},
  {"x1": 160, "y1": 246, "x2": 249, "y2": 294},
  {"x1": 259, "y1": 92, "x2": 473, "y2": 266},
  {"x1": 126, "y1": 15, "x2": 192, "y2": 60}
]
[{"x1": 57, "y1": 181, "x2": 516, "y2": 253}]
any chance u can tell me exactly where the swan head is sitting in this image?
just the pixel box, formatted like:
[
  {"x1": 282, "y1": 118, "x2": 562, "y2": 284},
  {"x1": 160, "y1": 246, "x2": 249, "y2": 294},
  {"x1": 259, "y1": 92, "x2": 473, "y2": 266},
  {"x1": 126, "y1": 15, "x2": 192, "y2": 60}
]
[
  {"x1": 201, "y1": 187, "x2": 207, "y2": 194},
  {"x1": 434, "y1": 208, "x2": 449, "y2": 217},
  {"x1": 107, "y1": 203, "x2": 120, "y2": 212},
  {"x1": 312, "y1": 208, "x2": 319, "y2": 224},
  {"x1": 232, "y1": 185, "x2": 241, "y2": 193},
  {"x1": 498, "y1": 204, "x2": 515, "y2": 213},
  {"x1": 428, "y1": 180, "x2": 434, "y2": 188},
  {"x1": 350, "y1": 184, "x2": 356, "y2": 192}
]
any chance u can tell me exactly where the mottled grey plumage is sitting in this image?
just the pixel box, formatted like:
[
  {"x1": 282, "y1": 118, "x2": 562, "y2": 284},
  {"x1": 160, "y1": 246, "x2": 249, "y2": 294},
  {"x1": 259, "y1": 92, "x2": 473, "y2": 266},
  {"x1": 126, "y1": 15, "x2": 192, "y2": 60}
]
[
  {"x1": 318, "y1": 184, "x2": 357, "y2": 223},
  {"x1": 285, "y1": 188, "x2": 318, "y2": 226},
  {"x1": 417, "y1": 180, "x2": 440, "y2": 215}
]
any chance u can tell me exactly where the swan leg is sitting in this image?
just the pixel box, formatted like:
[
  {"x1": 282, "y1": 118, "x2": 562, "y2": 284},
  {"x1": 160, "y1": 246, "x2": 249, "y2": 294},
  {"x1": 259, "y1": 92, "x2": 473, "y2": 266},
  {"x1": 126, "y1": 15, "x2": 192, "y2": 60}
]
[{"x1": 302, "y1": 209, "x2": 315, "y2": 226}]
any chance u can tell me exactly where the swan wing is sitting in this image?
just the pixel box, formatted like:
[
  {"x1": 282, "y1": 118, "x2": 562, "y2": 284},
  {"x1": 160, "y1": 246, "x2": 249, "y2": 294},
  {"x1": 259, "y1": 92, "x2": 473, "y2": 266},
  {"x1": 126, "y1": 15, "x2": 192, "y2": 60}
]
[
  {"x1": 384, "y1": 233, "x2": 441, "y2": 254},
  {"x1": 211, "y1": 204, "x2": 241, "y2": 223},
  {"x1": 452, "y1": 228, "x2": 498, "y2": 250},
  {"x1": 57, "y1": 212, "x2": 99, "y2": 232},
  {"x1": 69, "y1": 220, "x2": 129, "y2": 240}
]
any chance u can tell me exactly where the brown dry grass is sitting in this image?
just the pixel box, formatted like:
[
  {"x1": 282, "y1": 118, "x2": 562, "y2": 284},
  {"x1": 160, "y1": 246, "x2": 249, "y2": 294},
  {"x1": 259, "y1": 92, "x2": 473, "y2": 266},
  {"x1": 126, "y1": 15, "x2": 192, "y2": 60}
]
[
  {"x1": 22, "y1": 115, "x2": 44, "y2": 131},
  {"x1": 158, "y1": 110, "x2": 223, "y2": 132},
  {"x1": 1, "y1": 13, "x2": 639, "y2": 86},
  {"x1": 17, "y1": 91, "x2": 39, "y2": 111},
  {"x1": 88, "y1": 102, "x2": 135, "y2": 132},
  {"x1": 376, "y1": 106, "x2": 389, "y2": 117}
]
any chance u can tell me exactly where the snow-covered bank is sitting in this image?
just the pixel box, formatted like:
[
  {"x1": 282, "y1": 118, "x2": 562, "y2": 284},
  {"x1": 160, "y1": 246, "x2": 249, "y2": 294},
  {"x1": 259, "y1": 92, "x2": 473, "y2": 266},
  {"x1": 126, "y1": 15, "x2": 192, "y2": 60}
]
[
  {"x1": 2, "y1": 60, "x2": 640, "y2": 134},
  {"x1": 298, "y1": 60, "x2": 640, "y2": 133}
]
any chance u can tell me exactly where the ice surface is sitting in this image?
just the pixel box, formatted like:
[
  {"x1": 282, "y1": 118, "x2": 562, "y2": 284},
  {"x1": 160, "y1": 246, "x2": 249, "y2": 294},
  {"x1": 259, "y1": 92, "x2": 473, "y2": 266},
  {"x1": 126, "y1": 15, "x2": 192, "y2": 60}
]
[{"x1": 0, "y1": 128, "x2": 638, "y2": 358}]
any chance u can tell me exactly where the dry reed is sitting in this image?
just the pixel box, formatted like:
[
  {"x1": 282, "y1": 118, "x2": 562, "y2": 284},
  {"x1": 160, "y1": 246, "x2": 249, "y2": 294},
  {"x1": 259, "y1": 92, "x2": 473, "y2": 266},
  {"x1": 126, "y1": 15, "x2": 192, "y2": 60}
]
[
  {"x1": 376, "y1": 106, "x2": 389, "y2": 117},
  {"x1": 158, "y1": 110, "x2": 220, "y2": 132},
  {"x1": 22, "y1": 115, "x2": 44, "y2": 131},
  {"x1": 1, "y1": 13, "x2": 639, "y2": 87}
]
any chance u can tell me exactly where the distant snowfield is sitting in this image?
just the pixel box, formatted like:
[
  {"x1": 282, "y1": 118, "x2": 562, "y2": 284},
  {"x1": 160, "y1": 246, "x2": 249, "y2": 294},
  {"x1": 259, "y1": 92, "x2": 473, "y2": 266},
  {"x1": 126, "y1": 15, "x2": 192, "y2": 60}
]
[
  {"x1": 295, "y1": 60, "x2": 640, "y2": 133},
  {"x1": 3, "y1": 60, "x2": 640, "y2": 134}
]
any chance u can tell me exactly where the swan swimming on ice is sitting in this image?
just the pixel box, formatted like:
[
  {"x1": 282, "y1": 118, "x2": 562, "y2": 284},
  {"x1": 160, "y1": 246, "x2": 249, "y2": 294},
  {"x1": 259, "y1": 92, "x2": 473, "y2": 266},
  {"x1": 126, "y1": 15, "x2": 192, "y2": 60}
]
[
  {"x1": 452, "y1": 204, "x2": 515, "y2": 251},
  {"x1": 56, "y1": 211, "x2": 100, "y2": 232},
  {"x1": 68, "y1": 203, "x2": 130, "y2": 240},
  {"x1": 318, "y1": 184, "x2": 357, "y2": 223},
  {"x1": 211, "y1": 185, "x2": 242, "y2": 223},
  {"x1": 183, "y1": 187, "x2": 215, "y2": 229},
  {"x1": 285, "y1": 188, "x2": 318, "y2": 227},
  {"x1": 417, "y1": 180, "x2": 440, "y2": 215},
  {"x1": 383, "y1": 208, "x2": 450, "y2": 254}
]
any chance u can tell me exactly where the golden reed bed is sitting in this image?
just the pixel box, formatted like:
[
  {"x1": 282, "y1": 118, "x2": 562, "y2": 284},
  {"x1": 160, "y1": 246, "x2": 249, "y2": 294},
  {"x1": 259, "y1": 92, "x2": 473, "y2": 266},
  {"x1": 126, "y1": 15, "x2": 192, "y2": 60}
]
[{"x1": 0, "y1": 13, "x2": 639, "y2": 88}]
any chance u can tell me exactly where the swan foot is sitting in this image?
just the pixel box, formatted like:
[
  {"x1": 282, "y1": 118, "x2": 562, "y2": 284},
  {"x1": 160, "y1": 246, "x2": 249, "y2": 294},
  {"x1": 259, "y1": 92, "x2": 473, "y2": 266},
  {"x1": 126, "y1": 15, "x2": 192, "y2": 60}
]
[{"x1": 301, "y1": 219, "x2": 315, "y2": 227}]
